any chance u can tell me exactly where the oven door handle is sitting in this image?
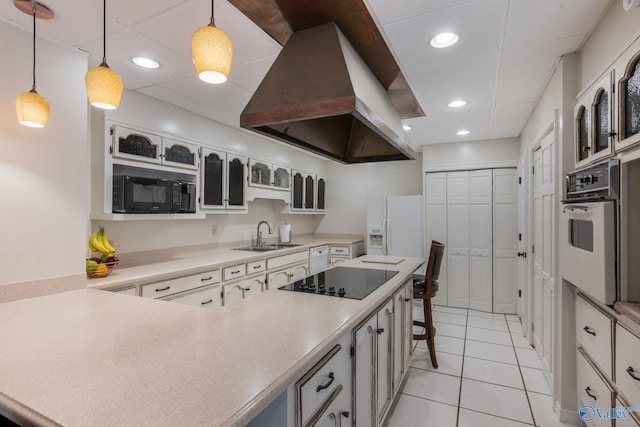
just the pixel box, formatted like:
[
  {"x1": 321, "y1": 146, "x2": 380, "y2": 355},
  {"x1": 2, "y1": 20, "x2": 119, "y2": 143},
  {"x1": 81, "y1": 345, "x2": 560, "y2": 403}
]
[{"x1": 562, "y1": 205, "x2": 590, "y2": 213}]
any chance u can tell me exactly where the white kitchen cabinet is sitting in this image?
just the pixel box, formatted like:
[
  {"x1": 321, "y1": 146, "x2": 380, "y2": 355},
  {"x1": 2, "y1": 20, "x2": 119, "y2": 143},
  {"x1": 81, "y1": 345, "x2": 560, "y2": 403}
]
[
  {"x1": 223, "y1": 283, "x2": 244, "y2": 306},
  {"x1": 166, "y1": 284, "x2": 222, "y2": 308},
  {"x1": 393, "y1": 280, "x2": 412, "y2": 394},
  {"x1": 266, "y1": 263, "x2": 309, "y2": 290},
  {"x1": 290, "y1": 170, "x2": 326, "y2": 214},
  {"x1": 200, "y1": 148, "x2": 247, "y2": 211},
  {"x1": 243, "y1": 274, "x2": 265, "y2": 299},
  {"x1": 113, "y1": 286, "x2": 137, "y2": 296},
  {"x1": 112, "y1": 125, "x2": 198, "y2": 170},
  {"x1": 329, "y1": 242, "x2": 365, "y2": 267},
  {"x1": 614, "y1": 40, "x2": 640, "y2": 153},
  {"x1": 223, "y1": 273, "x2": 265, "y2": 306},
  {"x1": 141, "y1": 269, "x2": 221, "y2": 299},
  {"x1": 353, "y1": 299, "x2": 395, "y2": 427},
  {"x1": 249, "y1": 159, "x2": 291, "y2": 191},
  {"x1": 316, "y1": 175, "x2": 327, "y2": 212},
  {"x1": 577, "y1": 347, "x2": 616, "y2": 427}
]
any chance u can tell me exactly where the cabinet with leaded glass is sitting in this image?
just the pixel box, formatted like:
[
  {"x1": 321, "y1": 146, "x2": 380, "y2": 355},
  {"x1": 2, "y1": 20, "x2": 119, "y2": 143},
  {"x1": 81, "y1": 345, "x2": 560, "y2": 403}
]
[
  {"x1": 200, "y1": 148, "x2": 247, "y2": 212},
  {"x1": 112, "y1": 125, "x2": 198, "y2": 170},
  {"x1": 615, "y1": 46, "x2": 640, "y2": 153}
]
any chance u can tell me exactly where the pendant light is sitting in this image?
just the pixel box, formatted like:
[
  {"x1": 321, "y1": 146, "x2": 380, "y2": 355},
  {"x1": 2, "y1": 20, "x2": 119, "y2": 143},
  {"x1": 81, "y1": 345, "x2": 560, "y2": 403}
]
[
  {"x1": 191, "y1": 0, "x2": 233, "y2": 84},
  {"x1": 85, "y1": 0, "x2": 123, "y2": 110},
  {"x1": 14, "y1": 1, "x2": 52, "y2": 128}
]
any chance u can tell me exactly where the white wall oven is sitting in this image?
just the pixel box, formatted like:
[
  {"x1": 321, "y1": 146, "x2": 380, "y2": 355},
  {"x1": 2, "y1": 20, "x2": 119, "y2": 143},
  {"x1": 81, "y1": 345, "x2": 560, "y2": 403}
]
[{"x1": 561, "y1": 160, "x2": 619, "y2": 305}]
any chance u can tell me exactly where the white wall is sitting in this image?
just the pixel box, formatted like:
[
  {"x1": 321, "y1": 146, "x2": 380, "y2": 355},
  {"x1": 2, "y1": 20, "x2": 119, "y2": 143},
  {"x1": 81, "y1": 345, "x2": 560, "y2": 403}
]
[
  {"x1": 315, "y1": 155, "x2": 423, "y2": 235},
  {"x1": 0, "y1": 19, "x2": 88, "y2": 286},
  {"x1": 92, "y1": 90, "x2": 328, "y2": 253},
  {"x1": 422, "y1": 138, "x2": 520, "y2": 170}
]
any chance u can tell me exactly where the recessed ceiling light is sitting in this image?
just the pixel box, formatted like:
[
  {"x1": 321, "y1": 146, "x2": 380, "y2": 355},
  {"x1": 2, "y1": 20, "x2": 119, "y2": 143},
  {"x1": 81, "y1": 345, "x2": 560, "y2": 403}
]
[
  {"x1": 132, "y1": 57, "x2": 160, "y2": 69},
  {"x1": 457, "y1": 129, "x2": 470, "y2": 136},
  {"x1": 403, "y1": 124, "x2": 413, "y2": 131},
  {"x1": 430, "y1": 32, "x2": 459, "y2": 48},
  {"x1": 448, "y1": 100, "x2": 467, "y2": 108}
]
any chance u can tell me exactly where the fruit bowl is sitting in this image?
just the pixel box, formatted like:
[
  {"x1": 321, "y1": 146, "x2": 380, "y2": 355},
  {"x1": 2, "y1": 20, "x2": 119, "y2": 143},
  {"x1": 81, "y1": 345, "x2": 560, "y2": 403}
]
[{"x1": 86, "y1": 258, "x2": 119, "y2": 278}]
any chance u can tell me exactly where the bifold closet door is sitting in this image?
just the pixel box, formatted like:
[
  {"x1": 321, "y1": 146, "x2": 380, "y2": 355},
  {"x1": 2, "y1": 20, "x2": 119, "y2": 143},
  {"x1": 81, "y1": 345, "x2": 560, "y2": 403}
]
[
  {"x1": 425, "y1": 173, "x2": 448, "y2": 306},
  {"x1": 469, "y1": 170, "x2": 493, "y2": 312},
  {"x1": 493, "y1": 169, "x2": 518, "y2": 313},
  {"x1": 447, "y1": 172, "x2": 470, "y2": 309}
]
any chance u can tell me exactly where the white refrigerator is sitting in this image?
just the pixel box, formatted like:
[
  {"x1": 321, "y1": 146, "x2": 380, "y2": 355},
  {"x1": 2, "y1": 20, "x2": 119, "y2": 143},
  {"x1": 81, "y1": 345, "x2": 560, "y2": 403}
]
[{"x1": 366, "y1": 195, "x2": 424, "y2": 258}]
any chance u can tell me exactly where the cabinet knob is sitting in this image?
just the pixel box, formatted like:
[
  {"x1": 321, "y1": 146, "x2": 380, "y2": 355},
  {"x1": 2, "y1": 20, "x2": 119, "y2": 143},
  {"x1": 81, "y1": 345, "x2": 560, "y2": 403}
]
[
  {"x1": 404, "y1": 298, "x2": 411, "y2": 302},
  {"x1": 376, "y1": 328, "x2": 385, "y2": 335}
]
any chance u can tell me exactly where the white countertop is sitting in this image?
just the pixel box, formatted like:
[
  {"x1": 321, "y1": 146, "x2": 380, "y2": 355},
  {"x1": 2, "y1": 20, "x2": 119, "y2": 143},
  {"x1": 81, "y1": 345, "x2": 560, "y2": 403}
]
[
  {"x1": 88, "y1": 235, "x2": 364, "y2": 290},
  {"x1": 0, "y1": 256, "x2": 423, "y2": 427}
]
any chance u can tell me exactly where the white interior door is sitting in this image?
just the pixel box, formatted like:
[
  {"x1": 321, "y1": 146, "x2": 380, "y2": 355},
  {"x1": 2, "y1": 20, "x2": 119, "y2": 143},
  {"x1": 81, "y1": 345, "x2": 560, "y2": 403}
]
[
  {"x1": 447, "y1": 172, "x2": 470, "y2": 309},
  {"x1": 493, "y1": 169, "x2": 518, "y2": 314},
  {"x1": 517, "y1": 155, "x2": 528, "y2": 321},
  {"x1": 532, "y1": 132, "x2": 555, "y2": 379},
  {"x1": 469, "y1": 170, "x2": 493, "y2": 312},
  {"x1": 425, "y1": 173, "x2": 448, "y2": 306}
]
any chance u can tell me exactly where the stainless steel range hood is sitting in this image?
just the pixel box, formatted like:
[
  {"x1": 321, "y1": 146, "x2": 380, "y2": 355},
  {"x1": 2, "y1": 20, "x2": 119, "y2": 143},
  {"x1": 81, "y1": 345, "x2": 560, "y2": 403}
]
[{"x1": 240, "y1": 22, "x2": 416, "y2": 164}]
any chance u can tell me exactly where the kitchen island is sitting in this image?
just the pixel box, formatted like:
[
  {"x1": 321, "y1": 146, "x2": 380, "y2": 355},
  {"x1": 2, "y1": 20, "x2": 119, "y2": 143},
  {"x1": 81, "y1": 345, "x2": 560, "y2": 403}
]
[{"x1": 0, "y1": 256, "x2": 423, "y2": 426}]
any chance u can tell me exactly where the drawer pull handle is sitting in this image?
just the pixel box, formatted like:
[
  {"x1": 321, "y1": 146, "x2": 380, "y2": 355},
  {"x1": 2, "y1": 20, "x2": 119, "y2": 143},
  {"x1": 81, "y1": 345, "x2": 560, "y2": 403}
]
[
  {"x1": 231, "y1": 270, "x2": 240, "y2": 274},
  {"x1": 627, "y1": 367, "x2": 640, "y2": 381},
  {"x1": 585, "y1": 387, "x2": 597, "y2": 400},
  {"x1": 201, "y1": 276, "x2": 213, "y2": 281},
  {"x1": 404, "y1": 298, "x2": 411, "y2": 302},
  {"x1": 583, "y1": 326, "x2": 596, "y2": 336},
  {"x1": 244, "y1": 288, "x2": 251, "y2": 291},
  {"x1": 316, "y1": 372, "x2": 335, "y2": 392},
  {"x1": 253, "y1": 265, "x2": 262, "y2": 269},
  {"x1": 201, "y1": 299, "x2": 213, "y2": 305},
  {"x1": 155, "y1": 286, "x2": 170, "y2": 292},
  {"x1": 376, "y1": 328, "x2": 385, "y2": 335}
]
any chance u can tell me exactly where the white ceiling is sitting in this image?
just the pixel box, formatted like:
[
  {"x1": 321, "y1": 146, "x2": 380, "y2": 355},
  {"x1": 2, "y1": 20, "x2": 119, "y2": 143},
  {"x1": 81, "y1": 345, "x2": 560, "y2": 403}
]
[{"x1": 0, "y1": 0, "x2": 611, "y2": 148}]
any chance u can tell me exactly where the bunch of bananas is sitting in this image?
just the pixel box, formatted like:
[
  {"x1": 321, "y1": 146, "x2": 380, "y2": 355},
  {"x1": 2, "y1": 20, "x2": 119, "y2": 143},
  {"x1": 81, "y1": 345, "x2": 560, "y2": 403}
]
[{"x1": 89, "y1": 227, "x2": 116, "y2": 255}]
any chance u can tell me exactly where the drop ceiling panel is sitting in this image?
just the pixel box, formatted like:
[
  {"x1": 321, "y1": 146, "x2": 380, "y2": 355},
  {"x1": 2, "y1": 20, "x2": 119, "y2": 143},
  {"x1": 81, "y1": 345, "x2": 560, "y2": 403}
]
[
  {"x1": 493, "y1": 102, "x2": 536, "y2": 123},
  {"x1": 364, "y1": 0, "x2": 475, "y2": 25},
  {"x1": 162, "y1": 76, "x2": 251, "y2": 114},
  {"x1": 138, "y1": 85, "x2": 211, "y2": 113},
  {"x1": 490, "y1": 120, "x2": 527, "y2": 140},
  {"x1": 78, "y1": 29, "x2": 195, "y2": 85},
  {"x1": 499, "y1": 35, "x2": 583, "y2": 83},
  {"x1": 228, "y1": 55, "x2": 278, "y2": 93},
  {"x1": 109, "y1": 0, "x2": 185, "y2": 26},
  {"x1": 494, "y1": 77, "x2": 548, "y2": 106},
  {"x1": 382, "y1": 0, "x2": 506, "y2": 70}
]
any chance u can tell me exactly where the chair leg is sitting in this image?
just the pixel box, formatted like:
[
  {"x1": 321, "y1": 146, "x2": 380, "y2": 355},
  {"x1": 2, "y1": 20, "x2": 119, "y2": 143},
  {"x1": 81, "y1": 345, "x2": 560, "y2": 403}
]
[{"x1": 424, "y1": 298, "x2": 438, "y2": 369}]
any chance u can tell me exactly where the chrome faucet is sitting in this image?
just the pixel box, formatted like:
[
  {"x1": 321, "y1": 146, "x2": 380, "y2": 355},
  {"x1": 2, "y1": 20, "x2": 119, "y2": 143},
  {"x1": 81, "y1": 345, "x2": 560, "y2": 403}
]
[{"x1": 256, "y1": 221, "x2": 273, "y2": 247}]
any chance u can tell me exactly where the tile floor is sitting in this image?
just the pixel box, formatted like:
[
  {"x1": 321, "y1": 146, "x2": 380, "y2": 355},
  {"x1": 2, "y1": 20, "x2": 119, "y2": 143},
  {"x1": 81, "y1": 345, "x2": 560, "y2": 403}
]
[{"x1": 385, "y1": 305, "x2": 579, "y2": 427}]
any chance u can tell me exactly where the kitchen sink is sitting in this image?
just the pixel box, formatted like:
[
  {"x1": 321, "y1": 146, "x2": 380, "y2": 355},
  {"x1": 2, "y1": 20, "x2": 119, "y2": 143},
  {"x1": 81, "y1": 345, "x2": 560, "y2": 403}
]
[{"x1": 233, "y1": 243, "x2": 301, "y2": 252}]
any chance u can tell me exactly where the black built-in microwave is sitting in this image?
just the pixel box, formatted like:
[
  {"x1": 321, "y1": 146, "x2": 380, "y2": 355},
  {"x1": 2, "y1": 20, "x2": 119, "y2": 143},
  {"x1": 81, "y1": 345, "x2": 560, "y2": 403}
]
[{"x1": 112, "y1": 175, "x2": 196, "y2": 213}]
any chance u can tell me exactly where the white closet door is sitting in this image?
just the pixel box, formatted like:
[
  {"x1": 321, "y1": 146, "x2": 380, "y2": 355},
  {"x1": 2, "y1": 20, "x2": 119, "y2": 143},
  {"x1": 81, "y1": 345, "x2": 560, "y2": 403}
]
[
  {"x1": 447, "y1": 171, "x2": 470, "y2": 309},
  {"x1": 425, "y1": 173, "x2": 448, "y2": 306},
  {"x1": 469, "y1": 170, "x2": 493, "y2": 312},
  {"x1": 493, "y1": 169, "x2": 518, "y2": 314}
]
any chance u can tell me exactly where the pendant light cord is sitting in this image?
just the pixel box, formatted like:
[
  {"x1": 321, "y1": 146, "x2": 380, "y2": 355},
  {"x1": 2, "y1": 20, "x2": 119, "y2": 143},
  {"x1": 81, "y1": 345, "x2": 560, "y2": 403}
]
[
  {"x1": 102, "y1": 0, "x2": 106, "y2": 61},
  {"x1": 210, "y1": 0, "x2": 215, "y2": 26},
  {"x1": 31, "y1": 5, "x2": 36, "y2": 90}
]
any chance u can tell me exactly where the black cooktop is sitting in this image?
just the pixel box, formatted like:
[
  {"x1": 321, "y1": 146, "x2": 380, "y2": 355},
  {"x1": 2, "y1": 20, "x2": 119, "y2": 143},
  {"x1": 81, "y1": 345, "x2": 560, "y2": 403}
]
[{"x1": 278, "y1": 267, "x2": 399, "y2": 300}]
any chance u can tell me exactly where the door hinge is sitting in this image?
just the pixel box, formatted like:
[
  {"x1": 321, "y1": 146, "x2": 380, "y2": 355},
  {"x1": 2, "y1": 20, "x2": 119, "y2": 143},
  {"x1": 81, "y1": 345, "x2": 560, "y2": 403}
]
[
  {"x1": 109, "y1": 126, "x2": 114, "y2": 136},
  {"x1": 532, "y1": 323, "x2": 535, "y2": 332},
  {"x1": 109, "y1": 146, "x2": 113, "y2": 155},
  {"x1": 518, "y1": 233, "x2": 522, "y2": 241},
  {"x1": 198, "y1": 197, "x2": 201, "y2": 204},
  {"x1": 518, "y1": 289, "x2": 522, "y2": 298},
  {"x1": 518, "y1": 177, "x2": 522, "y2": 185},
  {"x1": 532, "y1": 166, "x2": 535, "y2": 174},
  {"x1": 532, "y1": 245, "x2": 535, "y2": 254},
  {"x1": 350, "y1": 345, "x2": 354, "y2": 359}
]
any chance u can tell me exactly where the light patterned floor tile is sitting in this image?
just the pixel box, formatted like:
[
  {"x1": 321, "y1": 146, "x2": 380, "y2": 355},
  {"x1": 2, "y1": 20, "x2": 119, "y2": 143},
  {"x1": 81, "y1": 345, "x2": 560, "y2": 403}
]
[
  {"x1": 433, "y1": 311, "x2": 468, "y2": 326},
  {"x1": 417, "y1": 334, "x2": 465, "y2": 355},
  {"x1": 466, "y1": 327, "x2": 512, "y2": 346},
  {"x1": 521, "y1": 367, "x2": 552, "y2": 395},
  {"x1": 433, "y1": 305, "x2": 468, "y2": 315},
  {"x1": 468, "y1": 316, "x2": 509, "y2": 331},
  {"x1": 458, "y1": 408, "x2": 534, "y2": 427},
  {"x1": 410, "y1": 347, "x2": 463, "y2": 377},
  {"x1": 515, "y1": 347, "x2": 544, "y2": 369},
  {"x1": 400, "y1": 367, "x2": 461, "y2": 406},
  {"x1": 465, "y1": 340, "x2": 518, "y2": 365},
  {"x1": 468, "y1": 310, "x2": 508, "y2": 320},
  {"x1": 460, "y1": 379, "x2": 533, "y2": 424},
  {"x1": 462, "y1": 357, "x2": 524, "y2": 389},
  {"x1": 386, "y1": 393, "x2": 458, "y2": 427},
  {"x1": 433, "y1": 321, "x2": 467, "y2": 339}
]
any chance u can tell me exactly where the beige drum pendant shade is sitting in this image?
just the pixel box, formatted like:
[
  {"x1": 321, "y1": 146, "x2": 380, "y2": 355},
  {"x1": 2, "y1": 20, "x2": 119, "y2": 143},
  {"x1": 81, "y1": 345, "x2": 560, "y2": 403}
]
[
  {"x1": 85, "y1": 61, "x2": 123, "y2": 110},
  {"x1": 191, "y1": 0, "x2": 233, "y2": 84},
  {"x1": 16, "y1": 89, "x2": 50, "y2": 128}
]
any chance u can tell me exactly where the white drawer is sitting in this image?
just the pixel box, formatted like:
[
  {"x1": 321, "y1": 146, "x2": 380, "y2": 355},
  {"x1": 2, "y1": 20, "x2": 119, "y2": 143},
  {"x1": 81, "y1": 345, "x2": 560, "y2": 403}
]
[
  {"x1": 616, "y1": 323, "x2": 640, "y2": 407},
  {"x1": 223, "y1": 263, "x2": 246, "y2": 281},
  {"x1": 617, "y1": 395, "x2": 640, "y2": 426},
  {"x1": 576, "y1": 293, "x2": 614, "y2": 379},
  {"x1": 577, "y1": 347, "x2": 615, "y2": 427},
  {"x1": 330, "y1": 246, "x2": 350, "y2": 256},
  {"x1": 267, "y1": 250, "x2": 308, "y2": 270},
  {"x1": 141, "y1": 269, "x2": 221, "y2": 298},
  {"x1": 247, "y1": 260, "x2": 265, "y2": 274},
  {"x1": 296, "y1": 344, "x2": 347, "y2": 427},
  {"x1": 114, "y1": 286, "x2": 137, "y2": 296},
  {"x1": 166, "y1": 284, "x2": 222, "y2": 308}
]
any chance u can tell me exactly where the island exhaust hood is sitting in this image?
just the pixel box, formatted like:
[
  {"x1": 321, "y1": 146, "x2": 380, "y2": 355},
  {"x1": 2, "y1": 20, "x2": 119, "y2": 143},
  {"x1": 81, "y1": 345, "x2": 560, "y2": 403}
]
[{"x1": 240, "y1": 22, "x2": 416, "y2": 164}]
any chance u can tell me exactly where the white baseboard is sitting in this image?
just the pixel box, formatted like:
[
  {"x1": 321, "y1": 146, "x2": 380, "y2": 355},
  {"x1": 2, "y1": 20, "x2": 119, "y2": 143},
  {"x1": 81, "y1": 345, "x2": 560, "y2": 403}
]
[{"x1": 556, "y1": 402, "x2": 585, "y2": 426}]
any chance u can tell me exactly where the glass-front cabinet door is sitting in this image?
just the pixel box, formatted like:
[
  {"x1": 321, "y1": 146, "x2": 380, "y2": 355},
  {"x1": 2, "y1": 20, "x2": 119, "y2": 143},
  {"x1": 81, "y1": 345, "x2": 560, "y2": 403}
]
[
  {"x1": 589, "y1": 72, "x2": 614, "y2": 163},
  {"x1": 163, "y1": 138, "x2": 199, "y2": 170},
  {"x1": 201, "y1": 148, "x2": 226, "y2": 210},
  {"x1": 574, "y1": 95, "x2": 591, "y2": 168},
  {"x1": 272, "y1": 165, "x2": 290, "y2": 191},
  {"x1": 304, "y1": 175, "x2": 315, "y2": 211},
  {"x1": 227, "y1": 155, "x2": 247, "y2": 210},
  {"x1": 249, "y1": 160, "x2": 271, "y2": 188},
  {"x1": 617, "y1": 50, "x2": 640, "y2": 152},
  {"x1": 291, "y1": 171, "x2": 304, "y2": 211},
  {"x1": 316, "y1": 175, "x2": 326, "y2": 212},
  {"x1": 112, "y1": 125, "x2": 162, "y2": 164}
]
